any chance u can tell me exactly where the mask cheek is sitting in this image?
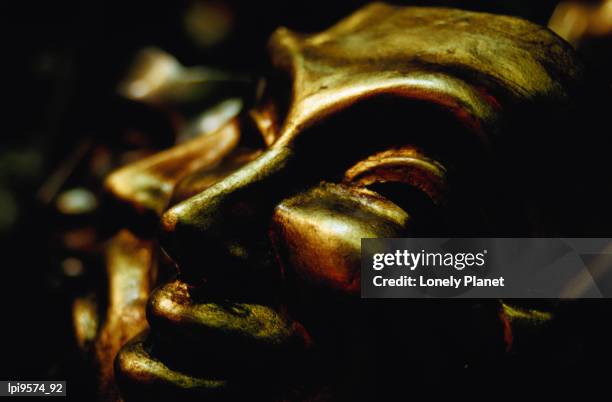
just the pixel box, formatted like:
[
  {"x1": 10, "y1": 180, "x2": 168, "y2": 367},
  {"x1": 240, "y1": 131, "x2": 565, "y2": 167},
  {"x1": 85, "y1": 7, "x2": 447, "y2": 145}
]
[{"x1": 271, "y1": 182, "x2": 410, "y2": 296}]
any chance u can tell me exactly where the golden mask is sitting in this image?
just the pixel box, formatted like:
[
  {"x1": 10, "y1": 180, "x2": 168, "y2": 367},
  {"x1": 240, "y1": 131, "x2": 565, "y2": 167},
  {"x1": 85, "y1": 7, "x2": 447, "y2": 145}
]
[{"x1": 73, "y1": 3, "x2": 594, "y2": 401}]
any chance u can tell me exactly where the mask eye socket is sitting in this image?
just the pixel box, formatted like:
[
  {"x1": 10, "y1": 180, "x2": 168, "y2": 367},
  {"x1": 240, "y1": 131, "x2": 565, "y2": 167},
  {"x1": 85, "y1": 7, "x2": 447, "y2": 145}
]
[
  {"x1": 343, "y1": 146, "x2": 448, "y2": 204},
  {"x1": 342, "y1": 146, "x2": 449, "y2": 232},
  {"x1": 271, "y1": 147, "x2": 450, "y2": 296}
]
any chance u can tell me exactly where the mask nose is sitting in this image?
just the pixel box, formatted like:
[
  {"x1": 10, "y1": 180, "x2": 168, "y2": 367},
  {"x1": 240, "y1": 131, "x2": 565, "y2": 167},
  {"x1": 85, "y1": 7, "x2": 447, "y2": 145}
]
[{"x1": 160, "y1": 145, "x2": 294, "y2": 285}]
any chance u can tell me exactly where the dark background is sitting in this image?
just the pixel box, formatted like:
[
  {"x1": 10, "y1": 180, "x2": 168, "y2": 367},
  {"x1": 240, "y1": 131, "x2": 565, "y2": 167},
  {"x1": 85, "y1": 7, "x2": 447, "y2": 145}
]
[{"x1": 1, "y1": 0, "x2": 610, "y2": 399}]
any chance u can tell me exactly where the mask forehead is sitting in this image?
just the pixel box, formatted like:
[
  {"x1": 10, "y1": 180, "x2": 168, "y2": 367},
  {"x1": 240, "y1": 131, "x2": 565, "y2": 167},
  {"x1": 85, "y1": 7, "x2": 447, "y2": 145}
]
[{"x1": 265, "y1": 3, "x2": 582, "y2": 144}]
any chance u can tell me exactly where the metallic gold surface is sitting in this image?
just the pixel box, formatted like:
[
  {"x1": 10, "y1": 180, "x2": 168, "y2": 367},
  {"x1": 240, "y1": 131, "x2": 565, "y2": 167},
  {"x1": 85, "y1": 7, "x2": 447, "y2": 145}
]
[
  {"x1": 272, "y1": 183, "x2": 410, "y2": 295},
  {"x1": 77, "y1": 3, "x2": 586, "y2": 401},
  {"x1": 502, "y1": 303, "x2": 553, "y2": 324},
  {"x1": 170, "y1": 147, "x2": 263, "y2": 204},
  {"x1": 265, "y1": 2, "x2": 581, "y2": 143},
  {"x1": 94, "y1": 230, "x2": 154, "y2": 401},
  {"x1": 115, "y1": 333, "x2": 230, "y2": 402},
  {"x1": 344, "y1": 147, "x2": 447, "y2": 205},
  {"x1": 105, "y1": 119, "x2": 240, "y2": 218}
]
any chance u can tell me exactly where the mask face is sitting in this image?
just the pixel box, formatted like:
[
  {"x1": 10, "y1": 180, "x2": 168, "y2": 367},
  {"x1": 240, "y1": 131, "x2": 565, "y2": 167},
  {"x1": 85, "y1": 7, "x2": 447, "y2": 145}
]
[{"x1": 92, "y1": 3, "x2": 584, "y2": 401}]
